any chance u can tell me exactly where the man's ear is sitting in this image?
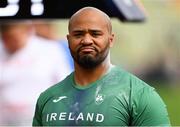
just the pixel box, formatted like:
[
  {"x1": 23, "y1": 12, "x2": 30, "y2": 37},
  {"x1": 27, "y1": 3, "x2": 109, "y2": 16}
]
[
  {"x1": 66, "y1": 34, "x2": 69, "y2": 41},
  {"x1": 66, "y1": 34, "x2": 71, "y2": 44},
  {"x1": 109, "y1": 33, "x2": 115, "y2": 47}
]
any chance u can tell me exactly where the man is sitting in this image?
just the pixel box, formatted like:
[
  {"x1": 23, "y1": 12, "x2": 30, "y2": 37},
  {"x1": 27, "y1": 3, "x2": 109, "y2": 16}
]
[
  {"x1": 0, "y1": 22, "x2": 72, "y2": 125},
  {"x1": 33, "y1": 7, "x2": 171, "y2": 126}
]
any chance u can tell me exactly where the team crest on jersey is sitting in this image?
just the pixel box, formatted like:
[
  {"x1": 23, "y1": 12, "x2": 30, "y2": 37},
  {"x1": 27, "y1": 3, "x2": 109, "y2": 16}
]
[{"x1": 95, "y1": 94, "x2": 105, "y2": 105}]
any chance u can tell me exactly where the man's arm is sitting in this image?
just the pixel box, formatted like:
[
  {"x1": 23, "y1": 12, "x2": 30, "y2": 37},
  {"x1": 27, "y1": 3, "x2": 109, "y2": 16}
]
[
  {"x1": 32, "y1": 97, "x2": 43, "y2": 126},
  {"x1": 131, "y1": 86, "x2": 171, "y2": 126}
]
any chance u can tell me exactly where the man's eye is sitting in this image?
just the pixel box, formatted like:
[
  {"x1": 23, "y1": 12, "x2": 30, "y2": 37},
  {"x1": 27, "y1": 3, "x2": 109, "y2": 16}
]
[
  {"x1": 92, "y1": 33, "x2": 101, "y2": 37},
  {"x1": 74, "y1": 33, "x2": 83, "y2": 37}
]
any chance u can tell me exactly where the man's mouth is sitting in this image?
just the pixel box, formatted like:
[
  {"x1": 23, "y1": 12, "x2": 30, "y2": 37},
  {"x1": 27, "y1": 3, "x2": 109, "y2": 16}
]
[{"x1": 79, "y1": 46, "x2": 96, "y2": 53}]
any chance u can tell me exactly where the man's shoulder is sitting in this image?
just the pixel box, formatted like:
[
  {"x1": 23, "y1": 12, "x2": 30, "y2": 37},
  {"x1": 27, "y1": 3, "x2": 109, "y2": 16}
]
[
  {"x1": 111, "y1": 65, "x2": 153, "y2": 90},
  {"x1": 37, "y1": 73, "x2": 73, "y2": 102},
  {"x1": 112, "y1": 66, "x2": 158, "y2": 104}
]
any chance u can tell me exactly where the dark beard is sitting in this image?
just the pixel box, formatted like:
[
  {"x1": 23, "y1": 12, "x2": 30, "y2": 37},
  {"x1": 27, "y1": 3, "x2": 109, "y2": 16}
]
[
  {"x1": 70, "y1": 45, "x2": 109, "y2": 69},
  {"x1": 77, "y1": 54, "x2": 105, "y2": 69}
]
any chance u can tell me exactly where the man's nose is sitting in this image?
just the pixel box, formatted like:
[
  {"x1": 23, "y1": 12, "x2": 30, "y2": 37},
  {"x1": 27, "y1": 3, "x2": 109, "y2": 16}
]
[{"x1": 81, "y1": 34, "x2": 93, "y2": 45}]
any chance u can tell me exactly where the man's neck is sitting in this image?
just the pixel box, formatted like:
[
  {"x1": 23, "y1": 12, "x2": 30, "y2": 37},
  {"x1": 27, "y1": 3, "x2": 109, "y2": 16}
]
[{"x1": 74, "y1": 58, "x2": 112, "y2": 86}]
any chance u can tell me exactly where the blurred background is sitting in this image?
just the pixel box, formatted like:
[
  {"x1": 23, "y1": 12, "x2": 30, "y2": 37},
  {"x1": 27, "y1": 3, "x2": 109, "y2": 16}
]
[{"x1": 0, "y1": 0, "x2": 180, "y2": 125}]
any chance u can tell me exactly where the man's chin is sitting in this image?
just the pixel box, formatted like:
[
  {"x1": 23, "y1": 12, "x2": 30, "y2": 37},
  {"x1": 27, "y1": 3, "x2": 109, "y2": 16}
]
[
  {"x1": 77, "y1": 57, "x2": 98, "y2": 69},
  {"x1": 79, "y1": 63, "x2": 98, "y2": 69}
]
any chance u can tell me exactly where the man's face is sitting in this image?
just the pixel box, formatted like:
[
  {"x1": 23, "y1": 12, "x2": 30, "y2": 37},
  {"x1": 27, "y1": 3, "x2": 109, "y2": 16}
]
[{"x1": 67, "y1": 12, "x2": 114, "y2": 69}]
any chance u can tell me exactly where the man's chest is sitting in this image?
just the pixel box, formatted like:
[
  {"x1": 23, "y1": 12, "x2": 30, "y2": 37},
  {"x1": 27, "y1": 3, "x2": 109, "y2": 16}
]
[{"x1": 41, "y1": 86, "x2": 130, "y2": 126}]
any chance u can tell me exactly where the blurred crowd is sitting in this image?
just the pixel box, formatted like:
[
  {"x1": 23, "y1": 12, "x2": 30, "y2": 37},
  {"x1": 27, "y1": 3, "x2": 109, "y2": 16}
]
[{"x1": 0, "y1": 20, "x2": 73, "y2": 125}]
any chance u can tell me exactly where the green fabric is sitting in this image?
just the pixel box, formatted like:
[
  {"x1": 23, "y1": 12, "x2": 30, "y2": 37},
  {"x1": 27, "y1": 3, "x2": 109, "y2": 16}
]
[{"x1": 33, "y1": 66, "x2": 171, "y2": 126}]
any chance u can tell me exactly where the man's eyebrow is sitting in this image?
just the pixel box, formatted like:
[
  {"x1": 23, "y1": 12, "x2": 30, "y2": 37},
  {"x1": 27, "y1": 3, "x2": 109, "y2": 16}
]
[
  {"x1": 89, "y1": 30, "x2": 103, "y2": 33},
  {"x1": 72, "y1": 29, "x2": 103, "y2": 33},
  {"x1": 70, "y1": 29, "x2": 85, "y2": 34},
  {"x1": 89, "y1": 29, "x2": 102, "y2": 32}
]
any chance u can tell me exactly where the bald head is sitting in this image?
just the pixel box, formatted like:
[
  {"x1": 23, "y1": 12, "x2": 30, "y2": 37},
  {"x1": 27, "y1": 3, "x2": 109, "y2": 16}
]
[{"x1": 68, "y1": 7, "x2": 112, "y2": 34}]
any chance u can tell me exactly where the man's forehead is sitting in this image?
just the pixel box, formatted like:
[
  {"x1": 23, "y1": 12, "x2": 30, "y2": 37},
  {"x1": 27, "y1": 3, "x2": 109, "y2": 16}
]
[
  {"x1": 68, "y1": 7, "x2": 112, "y2": 33},
  {"x1": 69, "y1": 21, "x2": 106, "y2": 33}
]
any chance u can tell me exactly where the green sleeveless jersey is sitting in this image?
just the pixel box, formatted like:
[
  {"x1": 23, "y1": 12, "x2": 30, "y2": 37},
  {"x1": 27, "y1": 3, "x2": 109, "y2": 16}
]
[{"x1": 33, "y1": 66, "x2": 170, "y2": 126}]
